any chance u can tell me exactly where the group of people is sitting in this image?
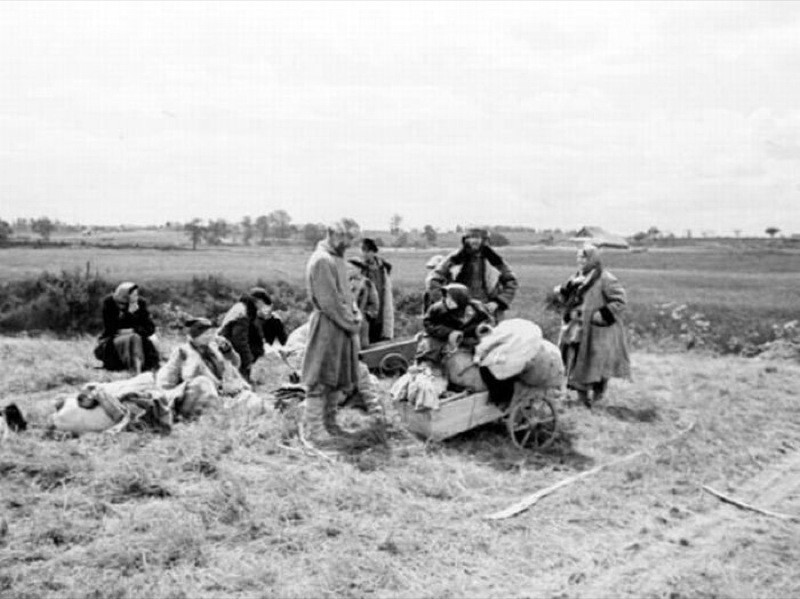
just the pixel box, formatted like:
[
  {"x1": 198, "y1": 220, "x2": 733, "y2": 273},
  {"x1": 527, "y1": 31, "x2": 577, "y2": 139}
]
[
  {"x1": 417, "y1": 226, "x2": 630, "y2": 409},
  {"x1": 90, "y1": 220, "x2": 631, "y2": 447}
]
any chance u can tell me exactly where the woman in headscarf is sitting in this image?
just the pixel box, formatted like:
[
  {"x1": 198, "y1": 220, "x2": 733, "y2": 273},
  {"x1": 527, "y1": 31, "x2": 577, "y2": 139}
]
[
  {"x1": 94, "y1": 282, "x2": 160, "y2": 374},
  {"x1": 553, "y1": 244, "x2": 631, "y2": 407}
]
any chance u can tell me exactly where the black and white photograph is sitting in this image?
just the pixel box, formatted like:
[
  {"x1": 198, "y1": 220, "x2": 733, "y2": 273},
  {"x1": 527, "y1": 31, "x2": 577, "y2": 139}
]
[{"x1": 1, "y1": 1, "x2": 798, "y2": 597}]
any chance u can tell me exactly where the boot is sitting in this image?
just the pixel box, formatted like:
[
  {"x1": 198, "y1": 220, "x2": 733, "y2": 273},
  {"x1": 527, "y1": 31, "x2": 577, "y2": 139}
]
[
  {"x1": 302, "y1": 395, "x2": 337, "y2": 448},
  {"x1": 592, "y1": 379, "x2": 608, "y2": 404},
  {"x1": 577, "y1": 389, "x2": 591, "y2": 408},
  {"x1": 324, "y1": 393, "x2": 349, "y2": 437}
]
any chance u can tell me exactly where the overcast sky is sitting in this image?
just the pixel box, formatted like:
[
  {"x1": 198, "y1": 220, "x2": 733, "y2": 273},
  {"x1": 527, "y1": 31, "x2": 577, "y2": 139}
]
[{"x1": 1, "y1": 1, "x2": 799, "y2": 236}]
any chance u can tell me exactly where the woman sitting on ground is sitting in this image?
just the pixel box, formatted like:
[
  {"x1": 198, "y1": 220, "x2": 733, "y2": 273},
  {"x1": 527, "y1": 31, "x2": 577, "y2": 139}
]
[
  {"x1": 156, "y1": 317, "x2": 249, "y2": 419},
  {"x1": 94, "y1": 282, "x2": 160, "y2": 374}
]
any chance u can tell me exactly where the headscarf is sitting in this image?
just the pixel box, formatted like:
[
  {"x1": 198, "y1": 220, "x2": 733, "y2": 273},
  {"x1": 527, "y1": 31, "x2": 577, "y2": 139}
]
[
  {"x1": 113, "y1": 282, "x2": 138, "y2": 304},
  {"x1": 579, "y1": 244, "x2": 602, "y2": 275},
  {"x1": 328, "y1": 218, "x2": 361, "y2": 241}
]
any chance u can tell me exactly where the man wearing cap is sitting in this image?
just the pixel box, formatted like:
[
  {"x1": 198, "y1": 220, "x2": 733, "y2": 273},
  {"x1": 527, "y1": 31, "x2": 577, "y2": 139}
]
[
  {"x1": 157, "y1": 317, "x2": 249, "y2": 419},
  {"x1": 94, "y1": 281, "x2": 160, "y2": 374},
  {"x1": 359, "y1": 238, "x2": 394, "y2": 343},
  {"x1": 217, "y1": 287, "x2": 273, "y2": 382},
  {"x1": 301, "y1": 219, "x2": 363, "y2": 447},
  {"x1": 427, "y1": 227, "x2": 518, "y2": 320}
]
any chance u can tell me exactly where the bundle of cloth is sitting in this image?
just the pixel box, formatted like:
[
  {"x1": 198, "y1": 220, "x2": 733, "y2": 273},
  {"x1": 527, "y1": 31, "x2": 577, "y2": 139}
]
[
  {"x1": 473, "y1": 318, "x2": 564, "y2": 391},
  {"x1": 390, "y1": 363, "x2": 448, "y2": 411}
]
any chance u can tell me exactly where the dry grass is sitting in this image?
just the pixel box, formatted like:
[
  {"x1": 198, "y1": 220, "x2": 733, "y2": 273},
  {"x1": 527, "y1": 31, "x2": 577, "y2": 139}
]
[{"x1": 2, "y1": 335, "x2": 800, "y2": 598}]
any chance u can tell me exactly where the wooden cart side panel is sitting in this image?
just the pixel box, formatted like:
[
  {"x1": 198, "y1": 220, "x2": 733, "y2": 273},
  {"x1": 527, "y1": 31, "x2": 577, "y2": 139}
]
[
  {"x1": 396, "y1": 392, "x2": 504, "y2": 441},
  {"x1": 359, "y1": 338, "x2": 417, "y2": 369}
]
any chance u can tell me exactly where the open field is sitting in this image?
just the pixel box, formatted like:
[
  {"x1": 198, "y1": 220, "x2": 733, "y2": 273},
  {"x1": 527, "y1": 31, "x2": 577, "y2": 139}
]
[
  {"x1": 2, "y1": 335, "x2": 800, "y2": 598},
  {"x1": 2, "y1": 244, "x2": 799, "y2": 353},
  {"x1": 3, "y1": 244, "x2": 799, "y2": 310}
]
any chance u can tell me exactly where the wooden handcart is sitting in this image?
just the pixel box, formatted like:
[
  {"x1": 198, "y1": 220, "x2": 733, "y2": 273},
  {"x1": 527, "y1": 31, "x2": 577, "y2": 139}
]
[
  {"x1": 396, "y1": 384, "x2": 559, "y2": 450},
  {"x1": 359, "y1": 337, "x2": 418, "y2": 377}
]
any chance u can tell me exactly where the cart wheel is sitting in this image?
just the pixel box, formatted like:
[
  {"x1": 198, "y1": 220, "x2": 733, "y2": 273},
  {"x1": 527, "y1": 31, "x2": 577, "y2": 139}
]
[
  {"x1": 506, "y1": 394, "x2": 557, "y2": 450},
  {"x1": 379, "y1": 353, "x2": 410, "y2": 377}
]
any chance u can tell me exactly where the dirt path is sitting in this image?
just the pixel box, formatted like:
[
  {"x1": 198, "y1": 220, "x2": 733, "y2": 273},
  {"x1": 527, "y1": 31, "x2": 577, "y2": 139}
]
[{"x1": 573, "y1": 450, "x2": 800, "y2": 598}]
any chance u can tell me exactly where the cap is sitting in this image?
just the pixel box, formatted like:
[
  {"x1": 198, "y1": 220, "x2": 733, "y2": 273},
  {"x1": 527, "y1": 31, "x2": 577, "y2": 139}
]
[
  {"x1": 248, "y1": 287, "x2": 272, "y2": 304},
  {"x1": 186, "y1": 317, "x2": 214, "y2": 339}
]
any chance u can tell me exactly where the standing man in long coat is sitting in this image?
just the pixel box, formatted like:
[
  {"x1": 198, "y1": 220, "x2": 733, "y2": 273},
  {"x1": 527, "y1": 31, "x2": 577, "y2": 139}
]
[{"x1": 301, "y1": 219, "x2": 363, "y2": 447}]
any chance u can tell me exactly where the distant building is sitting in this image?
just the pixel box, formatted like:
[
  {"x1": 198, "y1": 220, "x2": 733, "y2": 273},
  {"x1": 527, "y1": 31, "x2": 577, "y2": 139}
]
[{"x1": 570, "y1": 226, "x2": 630, "y2": 249}]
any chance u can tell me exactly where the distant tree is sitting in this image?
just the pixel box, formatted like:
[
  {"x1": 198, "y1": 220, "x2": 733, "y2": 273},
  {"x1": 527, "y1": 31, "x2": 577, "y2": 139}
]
[
  {"x1": 31, "y1": 217, "x2": 55, "y2": 242},
  {"x1": 389, "y1": 214, "x2": 403, "y2": 236},
  {"x1": 268, "y1": 210, "x2": 292, "y2": 239},
  {"x1": 254, "y1": 215, "x2": 270, "y2": 244},
  {"x1": 490, "y1": 231, "x2": 510, "y2": 247},
  {"x1": 241, "y1": 216, "x2": 254, "y2": 245},
  {"x1": 765, "y1": 226, "x2": 780, "y2": 239},
  {"x1": 422, "y1": 224, "x2": 437, "y2": 246},
  {"x1": 302, "y1": 223, "x2": 326, "y2": 248},
  {"x1": 733, "y1": 229, "x2": 742, "y2": 238},
  {"x1": 646, "y1": 226, "x2": 660, "y2": 239},
  {"x1": 632, "y1": 231, "x2": 648, "y2": 243},
  {"x1": 184, "y1": 218, "x2": 205, "y2": 250},
  {"x1": 393, "y1": 231, "x2": 409, "y2": 248},
  {"x1": 455, "y1": 224, "x2": 463, "y2": 233},
  {"x1": 0, "y1": 219, "x2": 12, "y2": 244},
  {"x1": 204, "y1": 219, "x2": 229, "y2": 245}
]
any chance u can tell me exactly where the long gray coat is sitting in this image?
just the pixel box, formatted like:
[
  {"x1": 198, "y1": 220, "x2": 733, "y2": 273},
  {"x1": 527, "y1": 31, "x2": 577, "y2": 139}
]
[
  {"x1": 560, "y1": 270, "x2": 631, "y2": 387},
  {"x1": 301, "y1": 240, "x2": 361, "y2": 390}
]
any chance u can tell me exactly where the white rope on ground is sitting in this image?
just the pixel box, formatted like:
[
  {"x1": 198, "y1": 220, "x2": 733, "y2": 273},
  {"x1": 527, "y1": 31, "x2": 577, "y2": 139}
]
[
  {"x1": 484, "y1": 421, "x2": 697, "y2": 520},
  {"x1": 702, "y1": 485, "x2": 800, "y2": 523}
]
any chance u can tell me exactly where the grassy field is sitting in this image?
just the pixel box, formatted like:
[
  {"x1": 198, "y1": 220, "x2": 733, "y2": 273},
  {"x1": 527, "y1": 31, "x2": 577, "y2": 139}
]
[
  {"x1": 1, "y1": 335, "x2": 800, "y2": 598},
  {"x1": 2, "y1": 244, "x2": 799, "y2": 352}
]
